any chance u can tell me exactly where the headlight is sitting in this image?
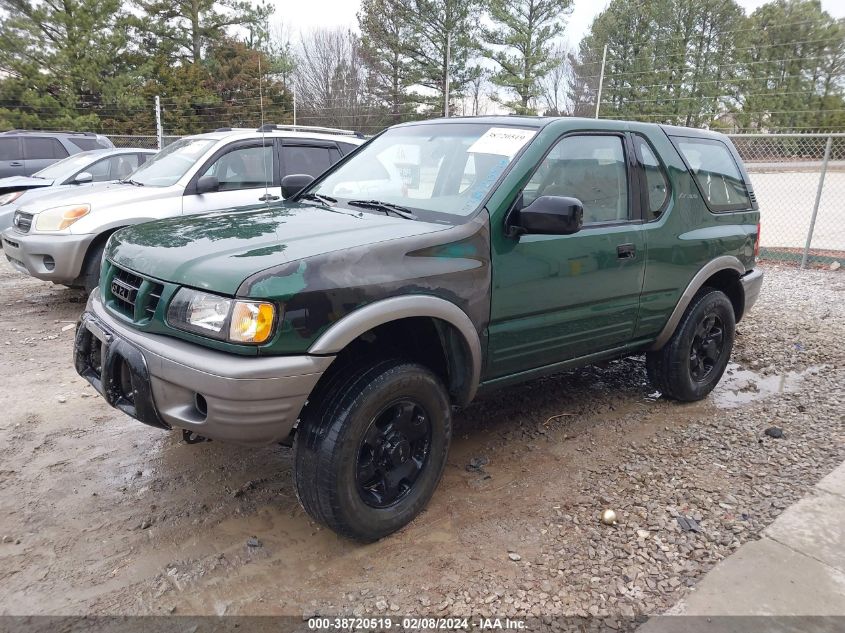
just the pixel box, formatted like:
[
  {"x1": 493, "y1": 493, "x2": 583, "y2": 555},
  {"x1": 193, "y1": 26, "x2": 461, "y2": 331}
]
[
  {"x1": 0, "y1": 191, "x2": 24, "y2": 206},
  {"x1": 166, "y1": 288, "x2": 276, "y2": 344},
  {"x1": 35, "y1": 204, "x2": 91, "y2": 231}
]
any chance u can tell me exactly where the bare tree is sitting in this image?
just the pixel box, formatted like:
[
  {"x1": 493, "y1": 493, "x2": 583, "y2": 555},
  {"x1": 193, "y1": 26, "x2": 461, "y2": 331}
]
[
  {"x1": 294, "y1": 28, "x2": 382, "y2": 132},
  {"x1": 539, "y1": 43, "x2": 572, "y2": 116}
]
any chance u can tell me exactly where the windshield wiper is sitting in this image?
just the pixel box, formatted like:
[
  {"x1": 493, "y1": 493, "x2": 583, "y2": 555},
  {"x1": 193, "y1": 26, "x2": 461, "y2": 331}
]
[
  {"x1": 299, "y1": 192, "x2": 337, "y2": 207},
  {"x1": 119, "y1": 178, "x2": 145, "y2": 187},
  {"x1": 347, "y1": 199, "x2": 417, "y2": 220}
]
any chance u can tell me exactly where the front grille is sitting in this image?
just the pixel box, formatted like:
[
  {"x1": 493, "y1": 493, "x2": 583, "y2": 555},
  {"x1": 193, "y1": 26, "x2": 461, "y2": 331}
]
[
  {"x1": 13, "y1": 212, "x2": 32, "y2": 233},
  {"x1": 110, "y1": 266, "x2": 143, "y2": 317},
  {"x1": 106, "y1": 262, "x2": 165, "y2": 323}
]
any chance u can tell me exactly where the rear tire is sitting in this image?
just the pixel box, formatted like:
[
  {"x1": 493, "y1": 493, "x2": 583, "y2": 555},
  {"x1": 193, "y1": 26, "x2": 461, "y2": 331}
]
[
  {"x1": 293, "y1": 358, "x2": 452, "y2": 542},
  {"x1": 646, "y1": 288, "x2": 735, "y2": 402}
]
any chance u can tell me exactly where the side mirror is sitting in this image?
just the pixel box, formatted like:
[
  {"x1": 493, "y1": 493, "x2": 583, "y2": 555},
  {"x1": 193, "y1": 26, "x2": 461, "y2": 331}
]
[
  {"x1": 281, "y1": 174, "x2": 315, "y2": 199},
  {"x1": 195, "y1": 175, "x2": 219, "y2": 195},
  {"x1": 516, "y1": 196, "x2": 583, "y2": 236},
  {"x1": 74, "y1": 171, "x2": 93, "y2": 184}
]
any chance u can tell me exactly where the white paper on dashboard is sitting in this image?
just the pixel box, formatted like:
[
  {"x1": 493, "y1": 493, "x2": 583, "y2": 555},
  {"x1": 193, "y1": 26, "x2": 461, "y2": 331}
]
[{"x1": 468, "y1": 127, "x2": 536, "y2": 157}]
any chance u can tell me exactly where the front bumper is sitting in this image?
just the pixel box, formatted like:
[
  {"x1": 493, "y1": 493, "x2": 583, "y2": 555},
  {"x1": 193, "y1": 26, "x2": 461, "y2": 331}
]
[
  {"x1": 740, "y1": 268, "x2": 764, "y2": 316},
  {"x1": 1, "y1": 228, "x2": 95, "y2": 284},
  {"x1": 74, "y1": 290, "x2": 333, "y2": 446}
]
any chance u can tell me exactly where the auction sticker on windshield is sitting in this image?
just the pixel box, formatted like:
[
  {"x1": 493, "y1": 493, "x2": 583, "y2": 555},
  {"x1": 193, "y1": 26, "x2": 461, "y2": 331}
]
[{"x1": 468, "y1": 127, "x2": 536, "y2": 158}]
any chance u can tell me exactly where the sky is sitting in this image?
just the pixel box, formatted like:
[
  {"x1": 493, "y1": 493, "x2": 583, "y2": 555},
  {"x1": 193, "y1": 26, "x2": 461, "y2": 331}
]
[{"x1": 271, "y1": 0, "x2": 845, "y2": 42}]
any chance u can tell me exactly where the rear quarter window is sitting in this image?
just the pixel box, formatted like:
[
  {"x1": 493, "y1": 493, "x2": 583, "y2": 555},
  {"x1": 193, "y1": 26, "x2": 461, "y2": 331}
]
[
  {"x1": 68, "y1": 137, "x2": 111, "y2": 151},
  {"x1": 674, "y1": 137, "x2": 750, "y2": 212}
]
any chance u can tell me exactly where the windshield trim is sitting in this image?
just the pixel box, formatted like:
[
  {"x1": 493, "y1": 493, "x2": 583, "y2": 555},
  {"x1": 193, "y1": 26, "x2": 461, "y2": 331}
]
[{"x1": 296, "y1": 121, "x2": 543, "y2": 225}]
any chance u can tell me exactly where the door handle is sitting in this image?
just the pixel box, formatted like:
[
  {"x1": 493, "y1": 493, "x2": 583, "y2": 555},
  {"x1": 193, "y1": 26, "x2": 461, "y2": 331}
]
[
  {"x1": 10, "y1": 161, "x2": 22, "y2": 167},
  {"x1": 258, "y1": 193, "x2": 280, "y2": 202},
  {"x1": 617, "y1": 243, "x2": 636, "y2": 259}
]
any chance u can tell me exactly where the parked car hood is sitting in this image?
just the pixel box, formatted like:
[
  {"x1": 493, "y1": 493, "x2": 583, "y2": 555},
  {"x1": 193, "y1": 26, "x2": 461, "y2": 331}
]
[
  {"x1": 107, "y1": 203, "x2": 449, "y2": 296},
  {"x1": 0, "y1": 175, "x2": 54, "y2": 192},
  {"x1": 18, "y1": 180, "x2": 173, "y2": 213}
]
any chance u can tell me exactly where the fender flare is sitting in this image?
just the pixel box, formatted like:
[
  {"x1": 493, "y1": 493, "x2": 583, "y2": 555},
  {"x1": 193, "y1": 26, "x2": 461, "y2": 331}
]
[
  {"x1": 649, "y1": 255, "x2": 745, "y2": 351},
  {"x1": 308, "y1": 295, "x2": 483, "y2": 403}
]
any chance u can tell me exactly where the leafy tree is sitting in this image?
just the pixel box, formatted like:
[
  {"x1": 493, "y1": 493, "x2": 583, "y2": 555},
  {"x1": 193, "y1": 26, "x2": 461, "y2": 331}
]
[
  {"x1": 135, "y1": 0, "x2": 272, "y2": 64},
  {"x1": 570, "y1": 0, "x2": 746, "y2": 126},
  {"x1": 358, "y1": 0, "x2": 419, "y2": 123},
  {"x1": 740, "y1": 0, "x2": 845, "y2": 131},
  {"x1": 0, "y1": 0, "x2": 142, "y2": 130},
  {"x1": 398, "y1": 0, "x2": 481, "y2": 116},
  {"x1": 482, "y1": 0, "x2": 573, "y2": 114}
]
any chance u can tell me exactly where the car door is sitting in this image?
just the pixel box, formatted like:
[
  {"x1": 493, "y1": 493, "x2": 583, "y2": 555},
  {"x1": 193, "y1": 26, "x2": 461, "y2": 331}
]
[
  {"x1": 182, "y1": 140, "x2": 280, "y2": 214},
  {"x1": 0, "y1": 137, "x2": 24, "y2": 178},
  {"x1": 22, "y1": 137, "x2": 69, "y2": 175},
  {"x1": 487, "y1": 132, "x2": 646, "y2": 379},
  {"x1": 280, "y1": 140, "x2": 341, "y2": 182}
]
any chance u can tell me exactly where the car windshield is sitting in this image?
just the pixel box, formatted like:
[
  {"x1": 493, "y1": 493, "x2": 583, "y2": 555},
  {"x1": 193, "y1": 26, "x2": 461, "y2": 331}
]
[
  {"x1": 309, "y1": 123, "x2": 537, "y2": 222},
  {"x1": 126, "y1": 138, "x2": 214, "y2": 187},
  {"x1": 33, "y1": 152, "x2": 101, "y2": 180}
]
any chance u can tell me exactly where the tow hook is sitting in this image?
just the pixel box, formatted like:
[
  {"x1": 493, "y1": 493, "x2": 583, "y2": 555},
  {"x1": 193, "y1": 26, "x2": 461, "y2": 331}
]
[{"x1": 182, "y1": 430, "x2": 211, "y2": 444}]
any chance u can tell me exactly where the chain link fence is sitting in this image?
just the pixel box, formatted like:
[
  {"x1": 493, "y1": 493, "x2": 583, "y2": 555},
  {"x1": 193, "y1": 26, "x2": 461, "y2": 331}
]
[
  {"x1": 102, "y1": 129, "x2": 845, "y2": 267},
  {"x1": 108, "y1": 134, "x2": 182, "y2": 149},
  {"x1": 728, "y1": 133, "x2": 843, "y2": 266}
]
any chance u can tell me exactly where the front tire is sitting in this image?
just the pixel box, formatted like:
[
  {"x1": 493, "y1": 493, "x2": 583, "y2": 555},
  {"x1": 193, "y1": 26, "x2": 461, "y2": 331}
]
[
  {"x1": 646, "y1": 288, "x2": 735, "y2": 402},
  {"x1": 293, "y1": 358, "x2": 452, "y2": 542}
]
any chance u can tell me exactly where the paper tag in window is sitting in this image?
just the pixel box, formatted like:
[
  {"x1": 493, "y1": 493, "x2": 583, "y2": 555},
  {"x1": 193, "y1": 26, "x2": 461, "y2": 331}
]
[{"x1": 468, "y1": 127, "x2": 536, "y2": 157}]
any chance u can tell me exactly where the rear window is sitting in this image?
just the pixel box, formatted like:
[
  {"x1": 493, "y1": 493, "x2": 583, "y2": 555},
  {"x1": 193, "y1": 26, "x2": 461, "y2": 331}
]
[
  {"x1": 23, "y1": 137, "x2": 69, "y2": 160},
  {"x1": 68, "y1": 137, "x2": 110, "y2": 151},
  {"x1": 674, "y1": 137, "x2": 750, "y2": 212}
]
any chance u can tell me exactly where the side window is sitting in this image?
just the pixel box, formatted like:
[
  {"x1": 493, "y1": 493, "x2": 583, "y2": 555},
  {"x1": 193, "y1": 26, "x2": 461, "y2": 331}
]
[
  {"x1": 329, "y1": 147, "x2": 342, "y2": 164},
  {"x1": 634, "y1": 135, "x2": 670, "y2": 218},
  {"x1": 523, "y1": 135, "x2": 629, "y2": 224},
  {"x1": 23, "y1": 137, "x2": 68, "y2": 160},
  {"x1": 282, "y1": 145, "x2": 332, "y2": 178},
  {"x1": 86, "y1": 158, "x2": 113, "y2": 180},
  {"x1": 0, "y1": 138, "x2": 19, "y2": 160},
  {"x1": 675, "y1": 137, "x2": 750, "y2": 211},
  {"x1": 200, "y1": 145, "x2": 274, "y2": 192},
  {"x1": 86, "y1": 154, "x2": 141, "y2": 181}
]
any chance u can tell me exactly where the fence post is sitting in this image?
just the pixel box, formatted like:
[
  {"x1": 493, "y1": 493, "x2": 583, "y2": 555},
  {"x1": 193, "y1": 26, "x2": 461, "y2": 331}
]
[
  {"x1": 154, "y1": 95, "x2": 163, "y2": 150},
  {"x1": 801, "y1": 135, "x2": 833, "y2": 269}
]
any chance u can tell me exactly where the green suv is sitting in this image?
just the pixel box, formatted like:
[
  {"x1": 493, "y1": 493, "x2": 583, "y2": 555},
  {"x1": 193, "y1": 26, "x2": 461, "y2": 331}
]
[{"x1": 74, "y1": 116, "x2": 763, "y2": 541}]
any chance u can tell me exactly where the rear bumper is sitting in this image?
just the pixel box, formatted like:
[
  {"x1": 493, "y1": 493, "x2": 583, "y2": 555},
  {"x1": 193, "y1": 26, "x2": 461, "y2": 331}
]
[
  {"x1": 741, "y1": 268, "x2": 764, "y2": 316},
  {"x1": 1, "y1": 228, "x2": 94, "y2": 284},
  {"x1": 74, "y1": 289, "x2": 333, "y2": 446}
]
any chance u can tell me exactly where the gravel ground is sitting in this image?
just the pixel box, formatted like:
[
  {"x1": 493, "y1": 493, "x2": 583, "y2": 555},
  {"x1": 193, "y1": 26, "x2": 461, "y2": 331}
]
[{"x1": 0, "y1": 258, "x2": 843, "y2": 623}]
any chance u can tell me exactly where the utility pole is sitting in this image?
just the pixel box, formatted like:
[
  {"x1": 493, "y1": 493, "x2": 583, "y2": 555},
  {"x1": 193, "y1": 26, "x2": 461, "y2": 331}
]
[
  {"x1": 293, "y1": 84, "x2": 297, "y2": 127},
  {"x1": 444, "y1": 32, "x2": 451, "y2": 118},
  {"x1": 154, "y1": 95, "x2": 163, "y2": 150},
  {"x1": 595, "y1": 44, "x2": 608, "y2": 119}
]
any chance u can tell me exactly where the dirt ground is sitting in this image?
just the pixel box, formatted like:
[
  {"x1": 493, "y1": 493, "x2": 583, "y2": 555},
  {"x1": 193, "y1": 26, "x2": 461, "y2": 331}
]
[{"x1": 0, "y1": 258, "x2": 843, "y2": 620}]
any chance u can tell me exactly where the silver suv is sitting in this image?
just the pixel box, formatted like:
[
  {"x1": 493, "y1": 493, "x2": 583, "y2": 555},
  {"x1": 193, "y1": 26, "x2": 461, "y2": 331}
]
[
  {"x1": 1, "y1": 125, "x2": 364, "y2": 291},
  {"x1": 0, "y1": 130, "x2": 114, "y2": 177}
]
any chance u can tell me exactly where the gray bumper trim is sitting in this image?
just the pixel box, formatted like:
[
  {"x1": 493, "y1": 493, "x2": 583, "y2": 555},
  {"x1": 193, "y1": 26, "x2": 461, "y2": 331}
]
[
  {"x1": 87, "y1": 290, "x2": 334, "y2": 446},
  {"x1": 740, "y1": 268, "x2": 764, "y2": 316},
  {"x1": 1, "y1": 228, "x2": 95, "y2": 284}
]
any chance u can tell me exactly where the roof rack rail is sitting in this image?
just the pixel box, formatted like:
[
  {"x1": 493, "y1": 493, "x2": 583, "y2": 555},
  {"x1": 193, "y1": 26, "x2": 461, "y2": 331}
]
[
  {"x1": 256, "y1": 123, "x2": 365, "y2": 139},
  {"x1": 0, "y1": 129, "x2": 97, "y2": 136}
]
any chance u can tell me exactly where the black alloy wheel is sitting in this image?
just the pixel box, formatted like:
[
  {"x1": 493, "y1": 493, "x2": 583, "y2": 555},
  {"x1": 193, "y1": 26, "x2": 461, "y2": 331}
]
[
  {"x1": 689, "y1": 314, "x2": 724, "y2": 382},
  {"x1": 356, "y1": 400, "x2": 432, "y2": 508}
]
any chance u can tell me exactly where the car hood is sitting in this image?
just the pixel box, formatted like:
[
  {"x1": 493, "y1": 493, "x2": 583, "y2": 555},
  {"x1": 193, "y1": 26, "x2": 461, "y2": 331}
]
[
  {"x1": 0, "y1": 176, "x2": 54, "y2": 192},
  {"x1": 107, "y1": 203, "x2": 449, "y2": 296},
  {"x1": 18, "y1": 180, "x2": 170, "y2": 213}
]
